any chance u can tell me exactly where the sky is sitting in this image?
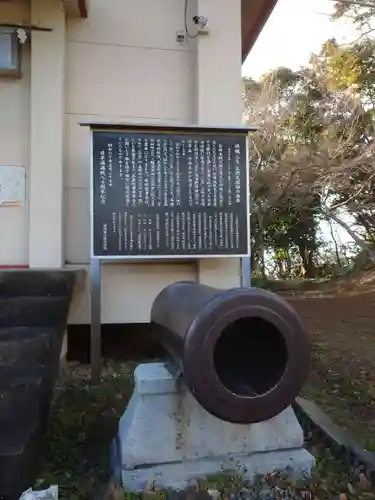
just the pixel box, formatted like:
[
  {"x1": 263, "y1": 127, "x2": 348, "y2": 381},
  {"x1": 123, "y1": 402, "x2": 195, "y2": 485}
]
[
  {"x1": 242, "y1": 0, "x2": 360, "y2": 249},
  {"x1": 242, "y1": 0, "x2": 358, "y2": 80}
]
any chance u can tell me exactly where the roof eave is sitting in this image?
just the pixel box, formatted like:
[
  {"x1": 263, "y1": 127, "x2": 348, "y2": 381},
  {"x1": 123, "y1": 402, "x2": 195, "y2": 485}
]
[
  {"x1": 62, "y1": 0, "x2": 88, "y2": 18},
  {"x1": 242, "y1": 0, "x2": 278, "y2": 62}
]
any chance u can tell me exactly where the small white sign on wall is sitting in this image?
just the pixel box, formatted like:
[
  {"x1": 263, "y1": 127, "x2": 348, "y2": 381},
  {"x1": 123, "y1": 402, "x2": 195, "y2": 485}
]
[{"x1": 0, "y1": 165, "x2": 26, "y2": 207}]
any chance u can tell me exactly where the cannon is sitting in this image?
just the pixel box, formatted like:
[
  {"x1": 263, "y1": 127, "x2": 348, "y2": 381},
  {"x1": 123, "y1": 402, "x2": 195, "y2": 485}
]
[{"x1": 151, "y1": 282, "x2": 310, "y2": 425}]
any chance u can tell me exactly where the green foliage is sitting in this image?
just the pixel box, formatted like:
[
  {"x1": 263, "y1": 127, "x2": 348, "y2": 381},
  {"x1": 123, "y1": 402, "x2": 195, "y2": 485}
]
[
  {"x1": 246, "y1": 33, "x2": 375, "y2": 281},
  {"x1": 312, "y1": 38, "x2": 375, "y2": 105}
]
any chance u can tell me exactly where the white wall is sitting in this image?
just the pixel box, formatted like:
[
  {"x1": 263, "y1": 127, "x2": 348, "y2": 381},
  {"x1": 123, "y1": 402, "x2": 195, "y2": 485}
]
[
  {"x1": 65, "y1": 0, "x2": 198, "y2": 323},
  {"x1": 0, "y1": 1, "x2": 30, "y2": 266}
]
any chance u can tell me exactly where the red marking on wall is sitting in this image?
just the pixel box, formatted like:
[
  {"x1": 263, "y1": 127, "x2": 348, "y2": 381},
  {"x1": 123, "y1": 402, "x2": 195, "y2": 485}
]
[{"x1": 0, "y1": 265, "x2": 29, "y2": 269}]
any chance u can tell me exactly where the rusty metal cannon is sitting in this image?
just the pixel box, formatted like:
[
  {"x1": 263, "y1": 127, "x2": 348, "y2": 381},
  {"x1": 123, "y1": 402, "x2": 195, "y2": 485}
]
[{"x1": 151, "y1": 281, "x2": 310, "y2": 424}]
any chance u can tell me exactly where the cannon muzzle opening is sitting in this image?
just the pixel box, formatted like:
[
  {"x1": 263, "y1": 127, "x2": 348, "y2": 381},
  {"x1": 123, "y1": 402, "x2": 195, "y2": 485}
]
[
  {"x1": 151, "y1": 282, "x2": 310, "y2": 425},
  {"x1": 213, "y1": 317, "x2": 288, "y2": 397}
]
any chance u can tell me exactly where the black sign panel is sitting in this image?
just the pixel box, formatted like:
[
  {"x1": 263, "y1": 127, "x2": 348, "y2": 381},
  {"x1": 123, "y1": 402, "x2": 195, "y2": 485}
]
[{"x1": 91, "y1": 129, "x2": 249, "y2": 258}]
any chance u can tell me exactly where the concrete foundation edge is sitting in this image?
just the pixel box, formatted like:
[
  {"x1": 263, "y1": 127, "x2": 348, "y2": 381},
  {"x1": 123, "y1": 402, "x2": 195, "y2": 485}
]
[{"x1": 113, "y1": 443, "x2": 314, "y2": 493}]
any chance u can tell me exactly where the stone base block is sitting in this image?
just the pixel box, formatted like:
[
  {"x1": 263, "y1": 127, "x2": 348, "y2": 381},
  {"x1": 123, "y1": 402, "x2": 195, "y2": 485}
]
[
  {"x1": 111, "y1": 363, "x2": 314, "y2": 492},
  {"x1": 117, "y1": 449, "x2": 314, "y2": 493}
]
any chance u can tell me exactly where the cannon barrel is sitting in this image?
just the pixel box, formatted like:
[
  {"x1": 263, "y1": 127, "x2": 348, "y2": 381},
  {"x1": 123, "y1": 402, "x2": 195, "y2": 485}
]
[{"x1": 151, "y1": 282, "x2": 310, "y2": 425}]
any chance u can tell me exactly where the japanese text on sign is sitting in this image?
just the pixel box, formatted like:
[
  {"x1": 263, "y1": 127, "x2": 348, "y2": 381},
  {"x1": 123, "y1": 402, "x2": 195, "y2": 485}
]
[{"x1": 92, "y1": 130, "x2": 248, "y2": 258}]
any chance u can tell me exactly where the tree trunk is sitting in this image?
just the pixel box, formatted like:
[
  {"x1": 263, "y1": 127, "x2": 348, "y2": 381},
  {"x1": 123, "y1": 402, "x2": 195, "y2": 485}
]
[
  {"x1": 356, "y1": 213, "x2": 375, "y2": 245},
  {"x1": 286, "y1": 250, "x2": 292, "y2": 276},
  {"x1": 325, "y1": 211, "x2": 375, "y2": 261},
  {"x1": 328, "y1": 219, "x2": 342, "y2": 267},
  {"x1": 277, "y1": 259, "x2": 283, "y2": 278},
  {"x1": 256, "y1": 212, "x2": 267, "y2": 279},
  {"x1": 298, "y1": 245, "x2": 315, "y2": 278}
]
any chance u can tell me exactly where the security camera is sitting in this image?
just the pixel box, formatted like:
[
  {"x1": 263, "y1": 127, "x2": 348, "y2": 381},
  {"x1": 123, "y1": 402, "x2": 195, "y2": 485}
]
[
  {"x1": 192, "y1": 15, "x2": 208, "y2": 29},
  {"x1": 16, "y1": 28, "x2": 28, "y2": 44}
]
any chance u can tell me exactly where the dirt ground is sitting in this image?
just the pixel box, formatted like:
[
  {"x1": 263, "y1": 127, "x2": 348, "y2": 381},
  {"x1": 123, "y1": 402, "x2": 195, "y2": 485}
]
[{"x1": 282, "y1": 270, "x2": 375, "y2": 449}]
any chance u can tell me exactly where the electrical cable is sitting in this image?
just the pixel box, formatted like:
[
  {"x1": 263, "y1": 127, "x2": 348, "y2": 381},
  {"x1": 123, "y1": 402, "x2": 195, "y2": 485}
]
[{"x1": 184, "y1": 0, "x2": 199, "y2": 39}]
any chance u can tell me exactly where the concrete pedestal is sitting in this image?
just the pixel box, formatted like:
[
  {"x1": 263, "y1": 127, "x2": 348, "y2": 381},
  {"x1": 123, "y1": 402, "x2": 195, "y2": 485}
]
[{"x1": 111, "y1": 363, "x2": 314, "y2": 492}]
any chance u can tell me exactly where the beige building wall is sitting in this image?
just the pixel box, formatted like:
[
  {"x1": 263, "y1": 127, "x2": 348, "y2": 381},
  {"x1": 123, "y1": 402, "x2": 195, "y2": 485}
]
[
  {"x1": 29, "y1": 0, "x2": 66, "y2": 268},
  {"x1": 0, "y1": 0, "x2": 244, "y2": 324},
  {"x1": 66, "y1": 0, "x2": 203, "y2": 324},
  {"x1": 195, "y1": 0, "x2": 243, "y2": 290},
  {"x1": 0, "y1": 0, "x2": 30, "y2": 266}
]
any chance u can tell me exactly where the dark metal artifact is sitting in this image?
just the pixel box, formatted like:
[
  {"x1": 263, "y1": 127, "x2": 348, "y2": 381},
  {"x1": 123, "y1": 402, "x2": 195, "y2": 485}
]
[{"x1": 151, "y1": 281, "x2": 310, "y2": 424}]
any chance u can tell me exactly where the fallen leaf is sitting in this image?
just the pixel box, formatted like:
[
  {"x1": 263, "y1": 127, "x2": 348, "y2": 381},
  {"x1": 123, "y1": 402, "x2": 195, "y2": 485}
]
[
  {"x1": 347, "y1": 483, "x2": 356, "y2": 494},
  {"x1": 358, "y1": 473, "x2": 372, "y2": 491}
]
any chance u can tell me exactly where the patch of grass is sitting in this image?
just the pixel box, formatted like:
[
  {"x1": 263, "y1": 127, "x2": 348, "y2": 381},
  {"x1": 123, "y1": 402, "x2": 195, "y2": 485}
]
[
  {"x1": 308, "y1": 447, "x2": 374, "y2": 500},
  {"x1": 34, "y1": 361, "x2": 134, "y2": 500},
  {"x1": 301, "y1": 344, "x2": 375, "y2": 449}
]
